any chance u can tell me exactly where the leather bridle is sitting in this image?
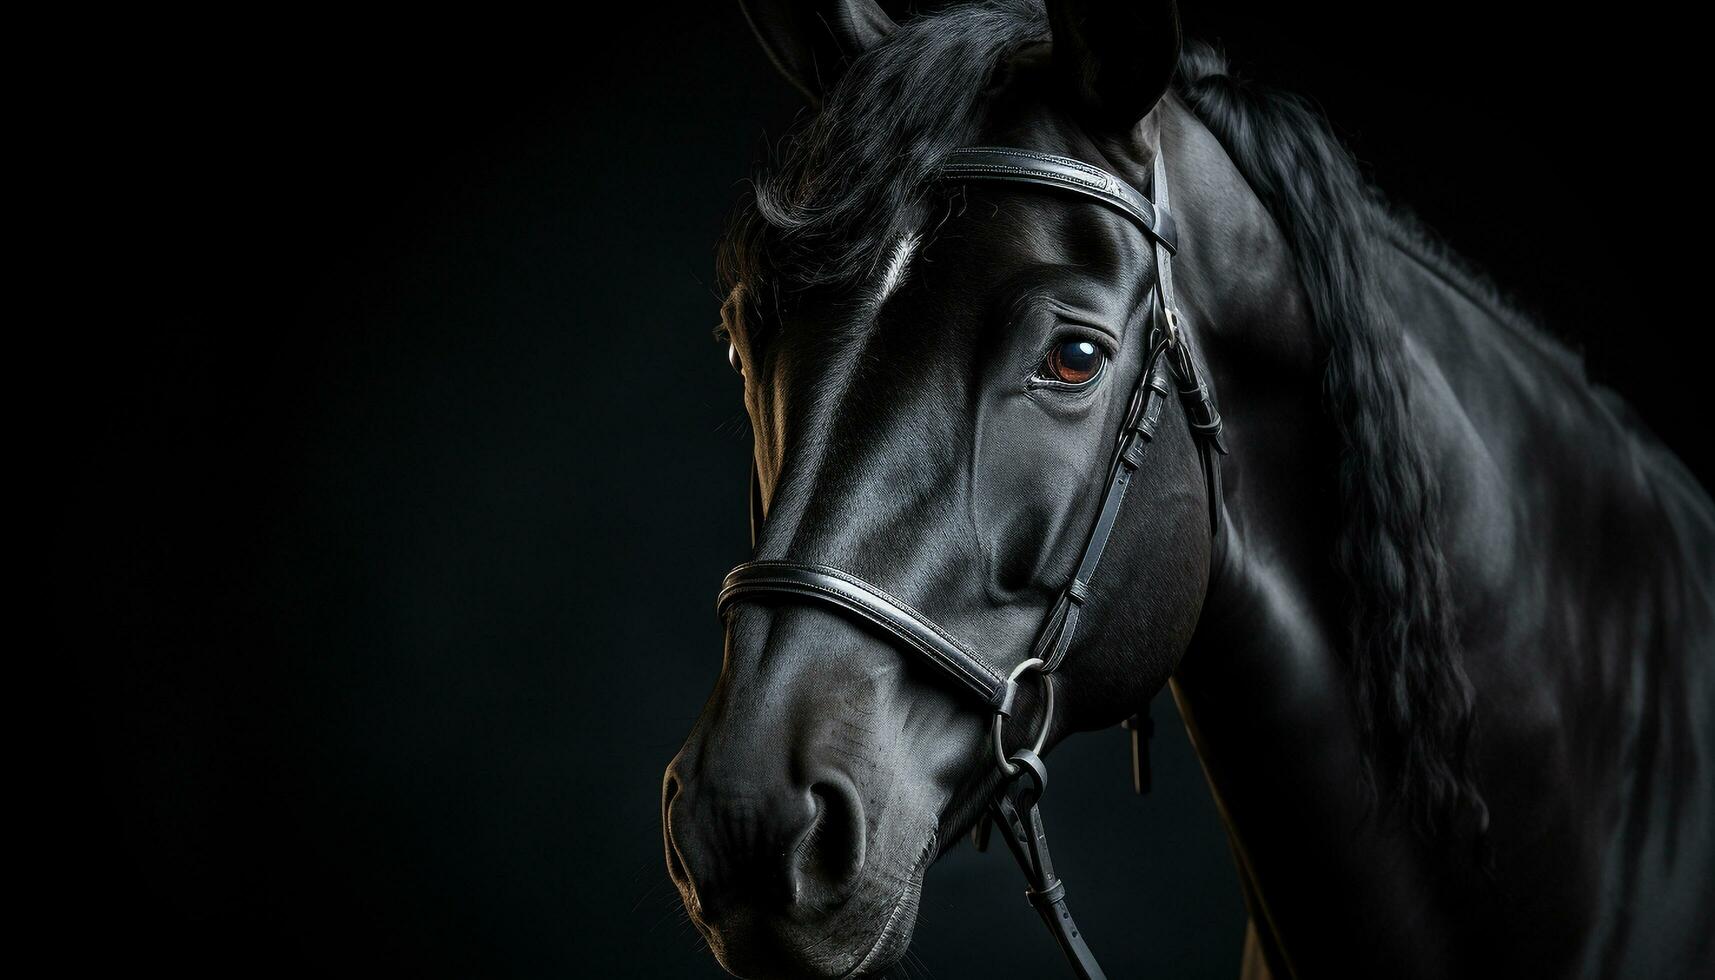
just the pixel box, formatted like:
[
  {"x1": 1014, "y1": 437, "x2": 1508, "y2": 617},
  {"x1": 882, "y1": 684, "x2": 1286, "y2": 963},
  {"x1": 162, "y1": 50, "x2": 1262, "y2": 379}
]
[{"x1": 716, "y1": 145, "x2": 1227, "y2": 979}]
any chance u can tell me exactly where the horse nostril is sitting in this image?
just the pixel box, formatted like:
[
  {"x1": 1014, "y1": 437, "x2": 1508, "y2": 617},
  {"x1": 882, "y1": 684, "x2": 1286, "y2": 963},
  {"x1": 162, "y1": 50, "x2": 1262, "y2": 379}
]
[
  {"x1": 662, "y1": 770, "x2": 694, "y2": 895},
  {"x1": 792, "y1": 777, "x2": 866, "y2": 908}
]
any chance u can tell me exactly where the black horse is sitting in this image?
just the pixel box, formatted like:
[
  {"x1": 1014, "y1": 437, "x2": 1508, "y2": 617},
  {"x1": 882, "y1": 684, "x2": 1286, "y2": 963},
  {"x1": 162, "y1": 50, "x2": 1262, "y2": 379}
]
[{"x1": 663, "y1": 1, "x2": 1715, "y2": 976}]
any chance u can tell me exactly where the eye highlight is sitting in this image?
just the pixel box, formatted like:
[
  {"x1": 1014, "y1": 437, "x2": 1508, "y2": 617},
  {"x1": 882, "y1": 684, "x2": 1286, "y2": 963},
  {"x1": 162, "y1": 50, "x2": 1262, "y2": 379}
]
[{"x1": 1039, "y1": 339, "x2": 1106, "y2": 386}]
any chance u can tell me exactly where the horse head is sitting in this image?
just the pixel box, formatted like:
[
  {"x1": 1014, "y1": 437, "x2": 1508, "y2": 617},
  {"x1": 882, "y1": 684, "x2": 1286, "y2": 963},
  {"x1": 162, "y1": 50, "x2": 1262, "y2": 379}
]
[{"x1": 663, "y1": 3, "x2": 1215, "y2": 976}]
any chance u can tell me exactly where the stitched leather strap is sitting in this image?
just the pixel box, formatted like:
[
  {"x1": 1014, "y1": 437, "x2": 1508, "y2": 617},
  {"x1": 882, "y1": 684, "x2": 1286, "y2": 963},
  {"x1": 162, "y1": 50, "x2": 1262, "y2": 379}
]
[
  {"x1": 718, "y1": 561, "x2": 1009, "y2": 707},
  {"x1": 1151, "y1": 144, "x2": 1229, "y2": 535},
  {"x1": 988, "y1": 751, "x2": 1107, "y2": 980},
  {"x1": 941, "y1": 146, "x2": 1177, "y2": 253}
]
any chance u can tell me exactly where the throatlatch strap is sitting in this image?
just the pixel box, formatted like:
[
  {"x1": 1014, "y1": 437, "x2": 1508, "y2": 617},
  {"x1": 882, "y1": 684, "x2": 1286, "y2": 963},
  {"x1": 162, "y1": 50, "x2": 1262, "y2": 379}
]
[{"x1": 1150, "y1": 145, "x2": 1228, "y2": 536}]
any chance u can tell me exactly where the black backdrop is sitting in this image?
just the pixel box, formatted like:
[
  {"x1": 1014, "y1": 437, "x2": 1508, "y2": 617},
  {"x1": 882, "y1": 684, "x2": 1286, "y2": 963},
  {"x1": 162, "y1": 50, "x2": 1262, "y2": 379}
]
[{"x1": 51, "y1": 3, "x2": 1705, "y2": 976}]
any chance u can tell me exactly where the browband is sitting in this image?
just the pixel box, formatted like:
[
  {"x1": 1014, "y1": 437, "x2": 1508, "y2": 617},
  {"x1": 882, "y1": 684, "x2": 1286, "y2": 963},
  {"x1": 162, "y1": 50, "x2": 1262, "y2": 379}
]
[{"x1": 940, "y1": 146, "x2": 1177, "y2": 253}]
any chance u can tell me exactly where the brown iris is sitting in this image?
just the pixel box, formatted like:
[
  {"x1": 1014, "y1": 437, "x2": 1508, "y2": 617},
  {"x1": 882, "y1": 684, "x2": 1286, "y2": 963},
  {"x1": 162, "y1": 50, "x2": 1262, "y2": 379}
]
[{"x1": 1043, "y1": 340, "x2": 1105, "y2": 385}]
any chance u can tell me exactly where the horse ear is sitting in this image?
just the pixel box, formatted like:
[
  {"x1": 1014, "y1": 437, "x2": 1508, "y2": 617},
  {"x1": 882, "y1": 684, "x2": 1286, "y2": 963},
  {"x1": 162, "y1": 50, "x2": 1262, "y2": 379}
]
[
  {"x1": 739, "y1": 0, "x2": 898, "y2": 106},
  {"x1": 1046, "y1": 0, "x2": 1182, "y2": 131}
]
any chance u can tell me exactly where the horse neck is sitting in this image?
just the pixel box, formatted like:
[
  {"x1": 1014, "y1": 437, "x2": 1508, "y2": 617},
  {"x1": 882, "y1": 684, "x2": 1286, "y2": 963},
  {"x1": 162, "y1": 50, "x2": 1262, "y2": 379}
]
[
  {"x1": 1152, "y1": 87, "x2": 1693, "y2": 616},
  {"x1": 1151, "y1": 88, "x2": 1711, "y2": 902},
  {"x1": 1137, "y1": 99, "x2": 1507, "y2": 961}
]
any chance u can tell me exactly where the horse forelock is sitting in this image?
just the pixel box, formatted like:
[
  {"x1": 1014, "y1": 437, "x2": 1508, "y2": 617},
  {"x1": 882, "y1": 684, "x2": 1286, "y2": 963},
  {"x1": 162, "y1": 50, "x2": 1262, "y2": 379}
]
[{"x1": 717, "y1": 0, "x2": 1046, "y2": 317}]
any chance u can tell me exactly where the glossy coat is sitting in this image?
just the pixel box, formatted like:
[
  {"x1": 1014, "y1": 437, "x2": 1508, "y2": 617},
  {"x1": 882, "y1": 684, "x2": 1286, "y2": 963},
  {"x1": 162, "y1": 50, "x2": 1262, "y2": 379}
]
[{"x1": 663, "y1": 3, "x2": 1715, "y2": 977}]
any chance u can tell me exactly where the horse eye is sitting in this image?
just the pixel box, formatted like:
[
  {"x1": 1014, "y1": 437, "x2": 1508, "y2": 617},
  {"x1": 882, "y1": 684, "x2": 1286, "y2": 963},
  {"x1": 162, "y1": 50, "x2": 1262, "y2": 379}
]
[
  {"x1": 1041, "y1": 340, "x2": 1105, "y2": 385},
  {"x1": 727, "y1": 341, "x2": 743, "y2": 376}
]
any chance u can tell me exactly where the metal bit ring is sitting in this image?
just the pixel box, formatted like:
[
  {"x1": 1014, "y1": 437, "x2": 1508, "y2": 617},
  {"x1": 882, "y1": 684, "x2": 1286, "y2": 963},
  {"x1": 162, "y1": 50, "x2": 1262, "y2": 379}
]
[{"x1": 992, "y1": 658, "x2": 1055, "y2": 776}]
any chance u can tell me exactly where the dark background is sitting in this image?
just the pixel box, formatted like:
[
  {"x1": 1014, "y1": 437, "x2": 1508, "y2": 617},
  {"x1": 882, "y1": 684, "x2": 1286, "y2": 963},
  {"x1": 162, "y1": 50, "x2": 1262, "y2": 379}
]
[{"x1": 49, "y1": 3, "x2": 1704, "y2": 976}]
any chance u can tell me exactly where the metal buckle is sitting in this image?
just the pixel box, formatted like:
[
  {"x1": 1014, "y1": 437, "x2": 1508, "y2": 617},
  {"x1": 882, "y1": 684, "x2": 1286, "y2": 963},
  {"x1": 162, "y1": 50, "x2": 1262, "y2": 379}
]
[
  {"x1": 992, "y1": 658, "x2": 1055, "y2": 777},
  {"x1": 1163, "y1": 303, "x2": 1184, "y2": 348}
]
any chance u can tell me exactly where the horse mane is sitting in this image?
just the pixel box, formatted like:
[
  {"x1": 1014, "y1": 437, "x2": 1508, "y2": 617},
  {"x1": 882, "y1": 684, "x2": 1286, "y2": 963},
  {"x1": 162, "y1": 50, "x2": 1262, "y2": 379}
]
[
  {"x1": 1175, "y1": 42, "x2": 1487, "y2": 841},
  {"x1": 720, "y1": 2, "x2": 1489, "y2": 842}
]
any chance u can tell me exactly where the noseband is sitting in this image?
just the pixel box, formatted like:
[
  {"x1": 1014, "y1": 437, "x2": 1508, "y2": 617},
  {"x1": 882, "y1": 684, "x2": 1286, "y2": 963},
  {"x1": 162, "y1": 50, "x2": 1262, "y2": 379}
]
[{"x1": 716, "y1": 146, "x2": 1226, "y2": 979}]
